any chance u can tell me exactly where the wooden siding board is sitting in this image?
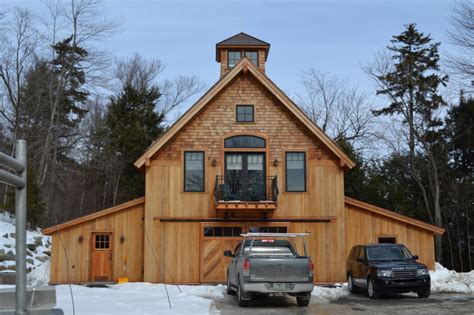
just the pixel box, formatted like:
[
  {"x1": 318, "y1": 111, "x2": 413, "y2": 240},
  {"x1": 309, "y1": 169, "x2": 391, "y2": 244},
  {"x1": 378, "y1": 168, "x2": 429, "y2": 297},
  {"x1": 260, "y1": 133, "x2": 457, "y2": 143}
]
[{"x1": 49, "y1": 203, "x2": 144, "y2": 283}]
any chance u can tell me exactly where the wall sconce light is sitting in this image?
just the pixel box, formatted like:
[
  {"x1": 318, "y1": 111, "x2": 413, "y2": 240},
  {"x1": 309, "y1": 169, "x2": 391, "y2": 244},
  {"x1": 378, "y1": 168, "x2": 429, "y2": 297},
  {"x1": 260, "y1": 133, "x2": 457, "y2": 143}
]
[
  {"x1": 78, "y1": 235, "x2": 83, "y2": 243},
  {"x1": 211, "y1": 159, "x2": 217, "y2": 167},
  {"x1": 273, "y1": 159, "x2": 278, "y2": 167},
  {"x1": 120, "y1": 235, "x2": 125, "y2": 244}
]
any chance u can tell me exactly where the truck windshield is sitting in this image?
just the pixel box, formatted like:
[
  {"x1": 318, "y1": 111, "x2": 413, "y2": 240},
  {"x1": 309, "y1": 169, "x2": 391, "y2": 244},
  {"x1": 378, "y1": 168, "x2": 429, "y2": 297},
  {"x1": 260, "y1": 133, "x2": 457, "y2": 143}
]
[
  {"x1": 243, "y1": 245, "x2": 295, "y2": 257},
  {"x1": 366, "y1": 246, "x2": 413, "y2": 261}
]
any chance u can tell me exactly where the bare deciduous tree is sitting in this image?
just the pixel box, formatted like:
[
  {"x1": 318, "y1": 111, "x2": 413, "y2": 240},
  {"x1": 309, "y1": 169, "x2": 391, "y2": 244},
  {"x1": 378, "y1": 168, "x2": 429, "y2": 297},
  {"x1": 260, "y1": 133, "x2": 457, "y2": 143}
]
[
  {"x1": 447, "y1": 0, "x2": 474, "y2": 81},
  {"x1": 0, "y1": 8, "x2": 37, "y2": 207},
  {"x1": 115, "y1": 53, "x2": 164, "y2": 92},
  {"x1": 115, "y1": 53, "x2": 206, "y2": 120},
  {"x1": 297, "y1": 67, "x2": 374, "y2": 148}
]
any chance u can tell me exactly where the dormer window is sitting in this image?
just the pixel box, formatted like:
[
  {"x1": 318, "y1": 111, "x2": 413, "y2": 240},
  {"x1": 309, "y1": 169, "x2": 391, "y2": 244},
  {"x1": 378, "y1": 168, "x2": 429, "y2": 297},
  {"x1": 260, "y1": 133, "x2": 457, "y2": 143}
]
[
  {"x1": 228, "y1": 51, "x2": 241, "y2": 68},
  {"x1": 228, "y1": 50, "x2": 258, "y2": 68}
]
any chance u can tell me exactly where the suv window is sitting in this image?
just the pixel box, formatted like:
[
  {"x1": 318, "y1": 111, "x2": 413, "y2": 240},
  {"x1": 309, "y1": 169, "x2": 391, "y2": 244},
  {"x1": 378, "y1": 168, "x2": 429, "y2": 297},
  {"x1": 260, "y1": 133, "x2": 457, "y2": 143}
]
[
  {"x1": 357, "y1": 246, "x2": 366, "y2": 260},
  {"x1": 366, "y1": 245, "x2": 413, "y2": 261}
]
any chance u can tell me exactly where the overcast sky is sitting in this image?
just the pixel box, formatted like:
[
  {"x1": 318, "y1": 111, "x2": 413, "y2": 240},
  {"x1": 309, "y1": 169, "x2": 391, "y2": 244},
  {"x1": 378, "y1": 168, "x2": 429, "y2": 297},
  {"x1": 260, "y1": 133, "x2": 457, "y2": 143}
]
[{"x1": 2, "y1": 0, "x2": 456, "y2": 107}]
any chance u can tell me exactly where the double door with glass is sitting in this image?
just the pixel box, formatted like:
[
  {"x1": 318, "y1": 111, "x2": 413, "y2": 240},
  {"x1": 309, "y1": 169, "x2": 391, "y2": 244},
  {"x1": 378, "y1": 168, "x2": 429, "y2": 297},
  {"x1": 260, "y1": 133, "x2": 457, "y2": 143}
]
[{"x1": 224, "y1": 153, "x2": 265, "y2": 201}]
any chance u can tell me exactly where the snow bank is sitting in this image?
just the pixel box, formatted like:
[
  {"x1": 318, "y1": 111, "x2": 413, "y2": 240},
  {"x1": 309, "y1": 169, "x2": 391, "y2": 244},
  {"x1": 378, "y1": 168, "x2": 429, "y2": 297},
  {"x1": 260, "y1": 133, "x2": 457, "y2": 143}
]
[
  {"x1": 27, "y1": 260, "x2": 50, "y2": 287},
  {"x1": 311, "y1": 284, "x2": 349, "y2": 302},
  {"x1": 55, "y1": 283, "x2": 220, "y2": 315},
  {"x1": 430, "y1": 263, "x2": 474, "y2": 293},
  {"x1": 0, "y1": 217, "x2": 51, "y2": 274}
]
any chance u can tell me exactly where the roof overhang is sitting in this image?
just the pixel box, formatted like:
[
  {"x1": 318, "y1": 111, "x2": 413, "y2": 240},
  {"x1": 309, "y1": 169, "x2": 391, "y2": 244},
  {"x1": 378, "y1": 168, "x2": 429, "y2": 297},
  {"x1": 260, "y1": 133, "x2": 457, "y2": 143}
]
[
  {"x1": 345, "y1": 197, "x2": 445, "y2": 235},
  {"x1": 134, "y1": 58, "x2": 355, "y2": 170}
]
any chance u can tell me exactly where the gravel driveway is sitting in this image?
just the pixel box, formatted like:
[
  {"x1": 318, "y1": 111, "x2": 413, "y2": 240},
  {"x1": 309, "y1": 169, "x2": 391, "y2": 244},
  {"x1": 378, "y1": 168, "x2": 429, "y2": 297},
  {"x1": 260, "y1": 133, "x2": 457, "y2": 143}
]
[{"x1": 212, "y1": 291, "x2": 474, "y2": 314}]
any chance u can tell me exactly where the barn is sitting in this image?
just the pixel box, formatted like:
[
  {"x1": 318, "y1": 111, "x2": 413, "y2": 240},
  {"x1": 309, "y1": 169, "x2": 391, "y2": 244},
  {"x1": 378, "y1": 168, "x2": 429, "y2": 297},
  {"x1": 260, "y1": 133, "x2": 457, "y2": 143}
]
[{"x1": 43, "y1": 33, "x2": 444, "y2": 284}]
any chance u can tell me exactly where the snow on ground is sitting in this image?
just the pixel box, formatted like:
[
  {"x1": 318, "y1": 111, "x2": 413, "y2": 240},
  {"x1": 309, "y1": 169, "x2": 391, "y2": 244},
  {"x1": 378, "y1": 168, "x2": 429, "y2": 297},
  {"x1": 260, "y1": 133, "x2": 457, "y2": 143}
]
[
  {"x1": 430, "y1": 262, "x2": 474, "y2": 293},
  {"x1": 55, "y1": 283, "x2": 221, "y2": 315},
  {"x1": 312, "y1": 284, "x2": 349, "y2": 302},
  {"x1": 0, "y1": 213, "x2": 51, "y2": 275}
]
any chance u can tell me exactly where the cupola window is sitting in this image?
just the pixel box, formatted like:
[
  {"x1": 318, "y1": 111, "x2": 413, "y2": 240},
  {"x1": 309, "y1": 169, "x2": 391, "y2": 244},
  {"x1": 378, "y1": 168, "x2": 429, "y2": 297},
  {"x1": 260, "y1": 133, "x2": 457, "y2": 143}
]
[
  {"x1": 244, "y1": 51, "x2": 258, "y2": 66},
  {"x1": 228, "y1": 51, "x2": 241, "y2": 68}
]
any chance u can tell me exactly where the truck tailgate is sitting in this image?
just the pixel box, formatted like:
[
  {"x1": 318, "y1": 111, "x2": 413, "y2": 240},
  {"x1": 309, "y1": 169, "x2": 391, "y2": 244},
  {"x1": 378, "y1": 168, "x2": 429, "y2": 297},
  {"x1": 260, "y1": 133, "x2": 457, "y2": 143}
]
[{"x1": 249, "y1": 257, "x2": 310, "y2": 282}]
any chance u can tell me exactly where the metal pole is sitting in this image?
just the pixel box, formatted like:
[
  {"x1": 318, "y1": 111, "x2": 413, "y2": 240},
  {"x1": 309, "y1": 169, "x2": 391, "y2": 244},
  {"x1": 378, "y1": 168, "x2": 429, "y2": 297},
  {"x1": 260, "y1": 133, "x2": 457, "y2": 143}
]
[
  {"x1": 15, "y1": 140, "x2": 27, "y2": 315},
  {"x1": 0, "y1": 170, "x2": 26, "y2": 188}
]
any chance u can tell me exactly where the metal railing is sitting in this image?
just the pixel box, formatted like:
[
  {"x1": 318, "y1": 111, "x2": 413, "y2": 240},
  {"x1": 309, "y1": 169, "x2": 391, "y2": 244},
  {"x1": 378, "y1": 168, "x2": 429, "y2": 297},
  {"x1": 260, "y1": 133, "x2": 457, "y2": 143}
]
[
  {"x1": 0, "y1": 140, "x2": 27, "y2": 315},
  {"x1": 214, "y1": 175, "x2": 279, "y2": 203}
]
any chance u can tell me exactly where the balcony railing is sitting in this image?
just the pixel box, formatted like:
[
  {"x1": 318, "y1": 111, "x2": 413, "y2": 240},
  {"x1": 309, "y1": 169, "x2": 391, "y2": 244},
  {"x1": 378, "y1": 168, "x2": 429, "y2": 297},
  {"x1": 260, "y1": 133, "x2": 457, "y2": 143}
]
[{"x1": 214, "y1": 175, "x2": 279, "y2": 203}]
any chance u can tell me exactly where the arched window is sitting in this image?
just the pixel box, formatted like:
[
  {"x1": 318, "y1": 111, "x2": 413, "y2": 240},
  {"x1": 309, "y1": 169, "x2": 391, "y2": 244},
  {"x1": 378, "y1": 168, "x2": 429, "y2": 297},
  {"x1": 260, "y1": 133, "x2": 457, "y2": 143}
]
[{"x1": 224, "y1": 135, "x2": 266, "y2": 148}]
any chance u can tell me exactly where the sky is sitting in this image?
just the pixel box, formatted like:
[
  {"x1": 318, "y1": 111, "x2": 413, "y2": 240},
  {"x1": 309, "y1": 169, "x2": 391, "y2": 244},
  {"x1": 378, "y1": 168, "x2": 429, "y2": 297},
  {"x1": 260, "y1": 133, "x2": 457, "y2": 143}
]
[{"x1": 2, "y1": 0, "x2": 457, "y2": 108}]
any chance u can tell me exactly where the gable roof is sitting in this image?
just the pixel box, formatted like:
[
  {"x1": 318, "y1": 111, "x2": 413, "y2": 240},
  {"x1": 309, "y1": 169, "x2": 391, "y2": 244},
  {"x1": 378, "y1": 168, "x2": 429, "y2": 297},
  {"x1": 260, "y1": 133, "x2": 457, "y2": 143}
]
[
  {"x1": 345, "y1": 197, "x2": 445, "y2": 235},
  {"x1": 216, "y1": 32, "x2": 271, "y2": 61},
  {"x1": 42, "y1": 197, "x2": 145, "y2": 235},
  {"x1": 134, "y1": 58, "x2": 355, "y2": 170}
]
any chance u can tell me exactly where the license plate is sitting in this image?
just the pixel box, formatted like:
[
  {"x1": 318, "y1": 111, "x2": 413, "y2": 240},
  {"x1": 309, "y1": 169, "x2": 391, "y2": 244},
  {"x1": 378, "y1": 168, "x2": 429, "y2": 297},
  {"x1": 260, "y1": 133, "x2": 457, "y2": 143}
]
[{"x1": 272, "y1": 283, "x2": 289, "y2": 291}]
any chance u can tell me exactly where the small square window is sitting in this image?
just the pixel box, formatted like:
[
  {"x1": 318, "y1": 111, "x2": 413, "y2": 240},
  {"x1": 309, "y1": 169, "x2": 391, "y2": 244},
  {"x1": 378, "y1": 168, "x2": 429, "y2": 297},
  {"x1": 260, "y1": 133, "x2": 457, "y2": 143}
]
[{"x1": 236, "y1": 105, "x2": 254, "y2": 122}]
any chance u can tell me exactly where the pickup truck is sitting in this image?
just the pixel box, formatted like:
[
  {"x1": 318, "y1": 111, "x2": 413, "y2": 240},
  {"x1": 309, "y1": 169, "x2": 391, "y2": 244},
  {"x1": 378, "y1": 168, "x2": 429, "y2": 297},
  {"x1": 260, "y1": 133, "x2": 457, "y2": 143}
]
[{"x1": 224, "y1": 233, "x2": 314, "y2": 307}]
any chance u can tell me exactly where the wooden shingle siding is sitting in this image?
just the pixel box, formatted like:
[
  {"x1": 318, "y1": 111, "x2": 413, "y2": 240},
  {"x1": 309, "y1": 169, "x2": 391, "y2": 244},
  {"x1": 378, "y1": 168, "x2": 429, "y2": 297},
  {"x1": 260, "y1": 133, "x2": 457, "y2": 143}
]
[{"x1": 155, "y1": 74, "x2": 335, "y2": 163}]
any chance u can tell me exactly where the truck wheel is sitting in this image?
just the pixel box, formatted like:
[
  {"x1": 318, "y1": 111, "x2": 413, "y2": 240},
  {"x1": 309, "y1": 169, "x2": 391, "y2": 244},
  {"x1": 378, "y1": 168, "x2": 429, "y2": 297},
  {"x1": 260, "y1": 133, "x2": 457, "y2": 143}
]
[
  {"x1": 296, "y1": 295, "x2": 310, "y2": 307},
  {"x1": 417, "y1": 288, "x2": 430, "y2": 298},
  {"x1": 237, "y1": 279, "x2": 250, "y2": 307},
  {"x1": 367, "y1": 279, "x2": 379, "y2": 299},
  {"x1": 226, "y1": 274, "x2": 235, "y2": 295},
  {"x1": 347, "y1": 274, "x2": 359, "y2": 293}
]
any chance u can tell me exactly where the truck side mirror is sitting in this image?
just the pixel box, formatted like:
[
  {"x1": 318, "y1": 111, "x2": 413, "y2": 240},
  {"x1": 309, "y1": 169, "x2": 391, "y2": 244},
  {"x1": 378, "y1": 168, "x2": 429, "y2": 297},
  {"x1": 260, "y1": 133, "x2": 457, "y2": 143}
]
[
  {"x1": 223, "y1": 250, "x2": 233, "y2": 257},
  {"x1": 356, "y1": 257, "x2": 366, "y2": 263},
  {"x1": 412, "y1": 255, "x2": 419, "y2": 260}
]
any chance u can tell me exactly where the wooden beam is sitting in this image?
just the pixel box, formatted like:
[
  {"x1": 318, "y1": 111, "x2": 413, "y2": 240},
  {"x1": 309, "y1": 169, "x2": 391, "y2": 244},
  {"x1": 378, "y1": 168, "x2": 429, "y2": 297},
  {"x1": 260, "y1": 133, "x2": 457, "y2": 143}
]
[{"x1": 154, "y1": 216, "x2": 336, "y2": 223}]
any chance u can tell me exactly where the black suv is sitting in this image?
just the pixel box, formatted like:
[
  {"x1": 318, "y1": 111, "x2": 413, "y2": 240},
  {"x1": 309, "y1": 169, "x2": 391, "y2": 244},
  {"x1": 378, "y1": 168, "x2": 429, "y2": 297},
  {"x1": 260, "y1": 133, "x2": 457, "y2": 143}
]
[{"x1": 346, "y1": 244, "x2": 430, "y2": 299}]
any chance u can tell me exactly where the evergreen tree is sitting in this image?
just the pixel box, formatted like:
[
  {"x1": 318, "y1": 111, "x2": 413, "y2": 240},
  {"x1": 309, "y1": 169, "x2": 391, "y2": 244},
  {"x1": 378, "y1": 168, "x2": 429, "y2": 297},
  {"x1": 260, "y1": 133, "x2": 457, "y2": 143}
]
[
  {"x1": 370, "y1": 23, "x2": 448, "y2": 262},
  {"x1": 104, "y1": 83, "x2": 164, "y2": 204}
]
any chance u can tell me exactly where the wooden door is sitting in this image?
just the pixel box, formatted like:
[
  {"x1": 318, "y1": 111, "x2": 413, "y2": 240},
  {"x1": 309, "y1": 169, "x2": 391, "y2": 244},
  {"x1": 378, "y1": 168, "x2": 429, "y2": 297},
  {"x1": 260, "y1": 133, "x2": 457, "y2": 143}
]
[
  {"x1": 200, "y1": 224, "x2": 244, "y2": 283},
  {"x1": 200, "y1": 222, "x2": 292, "y2": 283},
  {"x1": 90, "y1": 232, "x2": 113, "y2": 282}
]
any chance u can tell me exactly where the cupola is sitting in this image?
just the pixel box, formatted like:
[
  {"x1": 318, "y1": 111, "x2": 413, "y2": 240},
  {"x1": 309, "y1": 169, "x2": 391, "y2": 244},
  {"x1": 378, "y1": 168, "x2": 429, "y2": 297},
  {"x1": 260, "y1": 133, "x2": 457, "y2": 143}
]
[{"x1": 216, "y1": 32, "x2": 270, "y2": 77}]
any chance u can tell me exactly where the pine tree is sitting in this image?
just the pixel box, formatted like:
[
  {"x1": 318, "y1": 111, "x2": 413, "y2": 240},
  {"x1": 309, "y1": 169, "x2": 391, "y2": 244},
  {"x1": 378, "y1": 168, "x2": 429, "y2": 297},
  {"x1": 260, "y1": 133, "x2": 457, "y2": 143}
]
[
  {"x1": 371, "y1": 24, "x2": 448, "y2": 262},
  {"x1": 104, "y1": 83, "x2": 165, "y2": 204}
]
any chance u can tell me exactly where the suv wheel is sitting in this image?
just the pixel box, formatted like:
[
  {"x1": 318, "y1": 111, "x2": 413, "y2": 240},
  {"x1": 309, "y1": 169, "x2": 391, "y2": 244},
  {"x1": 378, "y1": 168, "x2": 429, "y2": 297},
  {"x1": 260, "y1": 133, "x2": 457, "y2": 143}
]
[
  {"x1": 226, "y1": 273, "x2": 235, "y2": 295},
  {"x1": 417, "y1": 288, "x2": 430, "y2": 298},
  {"x1": 347, "y1": 274, "x2": 359, "y2": 293},
  {"x1": 237, "y1": 278, "x2": 250, "y2": 307},
  {"x1": 367, "y1": 279, "x2": 379, "y2": 299}
]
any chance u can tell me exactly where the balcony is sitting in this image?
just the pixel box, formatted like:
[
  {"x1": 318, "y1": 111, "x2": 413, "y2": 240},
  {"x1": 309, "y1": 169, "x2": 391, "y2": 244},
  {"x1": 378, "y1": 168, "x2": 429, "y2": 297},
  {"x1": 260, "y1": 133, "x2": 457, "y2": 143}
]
[{"x1": 214, "y1": 175, "x2": 279, "y2": 212}]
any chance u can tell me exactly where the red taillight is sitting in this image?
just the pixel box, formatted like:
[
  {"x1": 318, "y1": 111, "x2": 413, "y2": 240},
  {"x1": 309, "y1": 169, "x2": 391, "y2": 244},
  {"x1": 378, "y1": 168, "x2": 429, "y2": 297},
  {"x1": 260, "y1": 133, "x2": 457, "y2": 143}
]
[
  {"x1": 309, "y1": 261, "x2": 314, "y2": 276},
  {"x1": 243, "y1": 259, "x2": 250, "y2": 276},
  {"x1": 243, "y1": 259, "x2": 250, "y2": 271}
]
